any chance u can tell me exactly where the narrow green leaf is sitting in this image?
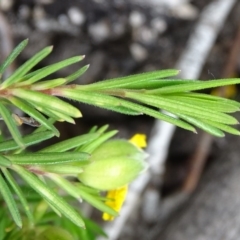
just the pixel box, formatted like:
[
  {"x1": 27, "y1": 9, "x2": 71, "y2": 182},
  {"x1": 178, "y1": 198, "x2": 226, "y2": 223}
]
[
  {"x1": 0, "y1": 39, "x2": 28, "y2": 75},
  {"x1": 126, "y1": 92, "x2": 238, "y2": 125},
  {"x1": 40, "y1": 164, "x2": 84, "y2": 175},
  {"x1": 62, "y1": 89, "x2": 196, "y2": 132},
  {"x1": 76, "y1": 183, "x2": 117, "y2": 217},
  {"x1": 0, "y1": 102, "x2": 24, "y2": 148},
  {"x1": 89, "y1": 126, "x2": 98, "y2": 133},
  {"x1": 6, "y1": 152, "x2": 90, "y2": 165},
  {"x1": 1, "y1": 46, "x2": 53, "y2": 89},
  {"x1": 31, "y1": 78, "x2": 67, "y2": 90},
  {"x1": 34, "y1": 105, "x2": 74, "y2": 123},
  {"x1": 100, "y1": 105, "x2": 141, "y2": 115},
  {"x1": 0, "y1": 131, "x2": 54, "y2": 152},
  {"x1": 123, "y1": 79, "x2": 196, "y2": 90},
  {"x1": 65, "y1": 64, "x2": 89, "y2": 84},
  {"x1": 199, "y1": 119, "x2": 240, "y2": 135},
  {"x1": 62, "y1": 89, "x2": 123, "y2": 107},
  {"x1": 120, "y1": 100, "x2": 196, "y2": 132},
  {"x1": 0, "y1": 172, "x2": 22, "y2": 227},
  {"x1": 12, "y1": 89, "x2": 82, "y2": 118},
  {"x1": 171, "y1": 92, "x2": 240, "y2": 107},
  {"x1": 9, "y1": 96, "x2": 59, "y2": 136},
  {"x1": 164, "y1": 95, "x2": 239, "y2": 113},
  {"x1": 48, "y1": 174, "x2": 82, "y2": 199},
  {"x1": 84, "y1": 218, "x2": 108, "y2": 237},
  {"x1": 80, "y1": 69, "x2": 180, "y2": 90},
  {"x1": 39, "y1": 133, "x2": 99, "y2": 152},
  {"x1": 96, "y1": 125, "x2": 109, "y2": 134},
  {"x1": 18, "y1": 56, "x2": 85, "y2": 86},
  {"x1": 78, "y1": 130, "x2": 118, "y2": 153},
  {"x1": 0, "y1": 156, "x2": 11, "y2": 167},
  {"x1": 45, "y1": 108, "x2": 75, "y2": 123},
  {"x1": 34, "y1": 200, "x2": 49, "y2": 223},
  {"x1": 13, "y1": 165, "x2": 85, "y2": 228},
  {"x1": 177, "y1": 114, "x2": 225, "y2": 137},
  {"x1": 33, "y1": 118, "x2": 56, "y2": 133},
  {"x1": 148, "y1": 78, "x2": 240, "y2": 94},
  {"x1": 2, "y1": 168, "x2": 34, "y2": 223}
]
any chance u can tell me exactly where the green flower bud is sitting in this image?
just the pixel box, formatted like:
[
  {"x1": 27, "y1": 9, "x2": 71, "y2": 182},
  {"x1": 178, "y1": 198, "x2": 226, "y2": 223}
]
[{"x1": 78, "y1": 139, "x2": 148, "y2": 190}]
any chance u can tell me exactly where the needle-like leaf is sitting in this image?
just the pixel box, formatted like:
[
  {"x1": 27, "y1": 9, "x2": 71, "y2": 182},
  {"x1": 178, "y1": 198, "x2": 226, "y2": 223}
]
[
  {"x1": 2, "y1": 168, "x2": 34, "y2": 223},
  {"x1": 0, "y1": 172, "x2": 22, "y2": 228},
  {"x1": 0, "y1": 39, "x2": 28, "y2": 76},
  {"x1": 0, "y1": 102, "x2": 24, "y2": 148},
  {"x1": 1, "y1": 46, "x2": 53, "y2": 89},
  {"x1": 6, "y1": 152, "x2": 90, "y2": 165},
  {"x1": 13, "y1": 165, "x2": 85, "y2": 228}
]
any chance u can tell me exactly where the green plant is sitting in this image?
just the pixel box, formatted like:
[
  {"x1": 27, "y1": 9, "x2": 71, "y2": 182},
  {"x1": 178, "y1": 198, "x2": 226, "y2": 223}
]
[{"x1": 0, "y1": 39, "x2": 240, "y2": 239}]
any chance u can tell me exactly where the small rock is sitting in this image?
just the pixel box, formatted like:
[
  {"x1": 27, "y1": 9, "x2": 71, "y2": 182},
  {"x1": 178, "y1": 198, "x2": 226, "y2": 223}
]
[
  {"x1": 68, "y1": 7, "x2": 86, "y2": 26},
  {"x1": 171, "y1": 3, "x2": 198, "y2": 20},
  {"x1": 112, "y1": 21, "x2": 126, "y2": 39},
  {"x1": 33, "y1": 5, "x2": 46, "y2": 21},
  {"x1": 18, "y1": 5, "x2": 31, "y2": 20},
  {"x1": 130, "y1": 43, "x2": 148, "y2": 62},
  {"x1": 129, "y1": 11, "x2": 146, "y2": 28},
  {"x1": 58, "y1": 14, "x2": 70, "y2": 26},
  {"x1": 133, "y1": 26, "x2": 158, "y2": 44},
  {"x1": 88, "y1": 20, "x2": 110, "y2": 43},
  {"x1": 151, "y1": 18, "x2": 167, "y2": 34},
  {"x1": 0, "y1": 0, "x2": 13, "y2": 11}
]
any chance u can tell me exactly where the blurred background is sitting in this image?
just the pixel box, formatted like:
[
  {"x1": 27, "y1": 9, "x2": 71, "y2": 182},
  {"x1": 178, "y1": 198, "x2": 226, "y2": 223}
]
[{"x1": 1, "y1": 0, "x2": 240, "y2": 239}]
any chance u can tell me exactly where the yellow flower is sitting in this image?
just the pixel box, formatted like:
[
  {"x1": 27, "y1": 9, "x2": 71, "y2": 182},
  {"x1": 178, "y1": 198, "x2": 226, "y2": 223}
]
[
  {"x1": 129, "y1": 134, "x2": 147, "y2": 148},
  {"x1": 102, "y1": 185, "x2": 128, "y2": 221},
  {"x1": 102, "y1": 134, "x2": 146, "y2": 221}
]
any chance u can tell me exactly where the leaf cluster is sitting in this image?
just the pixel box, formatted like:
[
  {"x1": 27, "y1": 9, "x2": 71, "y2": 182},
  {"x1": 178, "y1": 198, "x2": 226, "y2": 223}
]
[{"x1": 0, "y1": 39, "x2": 240, "y2": 238}]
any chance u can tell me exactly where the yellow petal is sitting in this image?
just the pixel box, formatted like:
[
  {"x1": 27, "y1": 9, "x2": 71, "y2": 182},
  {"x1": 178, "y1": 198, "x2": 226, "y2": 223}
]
[
  {"x1": 102, "y1": 185, "x2": 128, "y2": 221},
  {"x1": 129, "y1": 134, "x2": 147, "y2": 148}
]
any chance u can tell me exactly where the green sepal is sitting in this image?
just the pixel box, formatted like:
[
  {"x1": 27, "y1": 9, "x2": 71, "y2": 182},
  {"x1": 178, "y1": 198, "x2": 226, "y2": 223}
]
[
  {"x1": 13, "y1": 165, "x2": 85, "y2": 228},
  {"x1": 1, "y1": 46, "x2": 53, "y2": 89},
  {"x1": 0, "y1": 172, "x2": 22, "y2": 228},
  {"x1": 0, "y1": 131, "x2": 54, "y2": 152},
  {"x1": 6, "y1": 152, "x2": 90, "y2": 165},
  {"x1": 12, "y1": 89, "x2": 82, "y2": 118},
  {"x1": 0, "y1": 102, "x2": 24, "y2": 148},
  {"x1": 0, "y1": 39, "x2": 28, "y2": 76}
]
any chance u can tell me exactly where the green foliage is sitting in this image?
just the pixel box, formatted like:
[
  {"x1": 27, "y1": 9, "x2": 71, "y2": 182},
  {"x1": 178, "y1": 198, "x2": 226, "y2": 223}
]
[{"x1": 0, "y1": 39, "x2": 240, "y2": 239}]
